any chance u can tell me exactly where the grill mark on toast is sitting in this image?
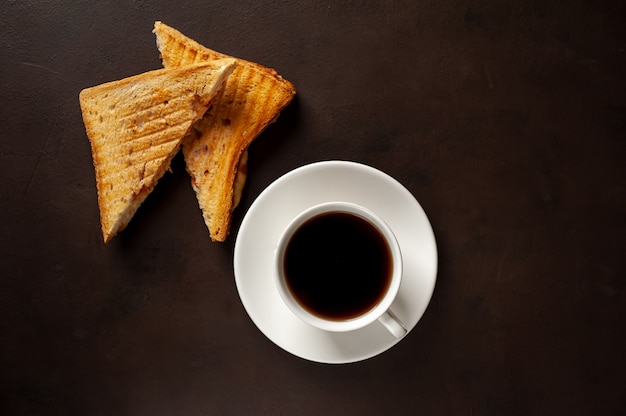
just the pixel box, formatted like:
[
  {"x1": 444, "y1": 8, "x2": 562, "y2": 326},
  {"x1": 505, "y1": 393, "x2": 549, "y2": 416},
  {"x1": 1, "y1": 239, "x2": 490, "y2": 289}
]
[
  {"x1": 116, "y1": 95, "x2": 202, "y2": 134},
  {"x1": 99, "y1": 140, "x2": 182, "y2": 186},
  {"x1": 107, "y1": 107, "x2": 194, "y2": 148}
]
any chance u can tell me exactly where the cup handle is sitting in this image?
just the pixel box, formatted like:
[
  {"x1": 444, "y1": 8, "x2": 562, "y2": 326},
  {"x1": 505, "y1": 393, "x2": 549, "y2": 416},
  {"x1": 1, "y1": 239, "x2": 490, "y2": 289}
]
[{"x1": 378, "y1": 309, "x2": 407, "y2": 338}]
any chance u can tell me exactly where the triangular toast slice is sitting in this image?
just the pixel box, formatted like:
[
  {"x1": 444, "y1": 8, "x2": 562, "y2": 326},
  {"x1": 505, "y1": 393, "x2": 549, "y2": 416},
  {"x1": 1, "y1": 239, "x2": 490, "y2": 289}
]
[
  {"x1": 154, "y1": 21, "x2": 296, "y2": 241},
  {"x1": 79, "y1": 59, "x2": 236, "y2": 242}
]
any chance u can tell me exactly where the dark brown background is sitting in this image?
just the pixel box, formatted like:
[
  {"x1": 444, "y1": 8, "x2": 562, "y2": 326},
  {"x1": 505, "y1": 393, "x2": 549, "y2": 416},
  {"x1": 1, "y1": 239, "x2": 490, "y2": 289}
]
[{"x1": 1, "y1": 0, "x2": 625, "y2": 414}]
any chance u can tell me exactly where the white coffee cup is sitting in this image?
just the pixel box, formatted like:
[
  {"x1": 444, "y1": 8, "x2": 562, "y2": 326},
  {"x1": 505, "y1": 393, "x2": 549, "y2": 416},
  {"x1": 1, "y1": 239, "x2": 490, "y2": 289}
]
[{"x1": 274, "y1": 201, "x2": 406, "y2": 338}]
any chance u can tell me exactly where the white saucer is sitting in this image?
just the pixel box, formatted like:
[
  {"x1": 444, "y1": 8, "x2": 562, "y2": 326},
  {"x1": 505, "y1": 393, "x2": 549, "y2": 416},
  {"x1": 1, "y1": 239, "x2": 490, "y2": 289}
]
[{"x1": 233, "y1": 161, "x2": 438, "y2": 363}]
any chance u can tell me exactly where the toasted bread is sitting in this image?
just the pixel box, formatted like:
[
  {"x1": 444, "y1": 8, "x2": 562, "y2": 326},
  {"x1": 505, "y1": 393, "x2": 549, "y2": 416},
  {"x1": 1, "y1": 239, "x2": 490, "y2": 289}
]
[
  {"x1": 154, "y1": 21, "x2": 296, "y2": 241},
  {"x1": 79, "y1": 60, "x2": 236, "y2": 242}
]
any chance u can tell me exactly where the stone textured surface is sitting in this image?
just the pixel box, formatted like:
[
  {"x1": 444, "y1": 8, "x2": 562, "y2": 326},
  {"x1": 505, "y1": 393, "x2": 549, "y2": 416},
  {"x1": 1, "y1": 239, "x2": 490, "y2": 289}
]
[{"x1": 1, "y1": 1, "x2": 625, "y2": 414}]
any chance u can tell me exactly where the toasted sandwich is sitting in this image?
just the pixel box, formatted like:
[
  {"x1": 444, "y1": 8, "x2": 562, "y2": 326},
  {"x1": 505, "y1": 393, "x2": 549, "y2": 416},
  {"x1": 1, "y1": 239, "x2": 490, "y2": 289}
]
[
  {"x1": 79, "y1": 59, "x2": 236, "y2": 242},
  {"x1": 153, "y1": 21, "x2": 296, "y2": 241}
]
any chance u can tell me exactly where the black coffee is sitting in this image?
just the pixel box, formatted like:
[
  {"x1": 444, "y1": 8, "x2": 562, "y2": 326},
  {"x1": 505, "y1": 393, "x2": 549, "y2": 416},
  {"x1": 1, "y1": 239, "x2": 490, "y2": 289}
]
[{"x1": 283, "y1": 211, "x2": 393, "y2": 321}]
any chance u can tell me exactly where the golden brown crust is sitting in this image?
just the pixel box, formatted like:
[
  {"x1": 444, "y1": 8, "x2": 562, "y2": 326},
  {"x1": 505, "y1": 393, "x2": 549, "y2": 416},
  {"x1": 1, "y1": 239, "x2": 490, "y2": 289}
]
[
  {"x1": 154, "y1": 21, "x2": 296, "y2": 241},
  {"x1": 79, "y1": 60, "x2": 236, "y2": 242}
]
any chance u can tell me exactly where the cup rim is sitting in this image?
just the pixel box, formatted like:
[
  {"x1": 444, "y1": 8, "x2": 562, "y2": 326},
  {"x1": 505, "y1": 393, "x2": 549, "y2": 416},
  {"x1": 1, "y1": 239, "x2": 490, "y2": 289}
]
[{"x1": 274, "y1": 201, "x2": 403, "y2": 332}]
